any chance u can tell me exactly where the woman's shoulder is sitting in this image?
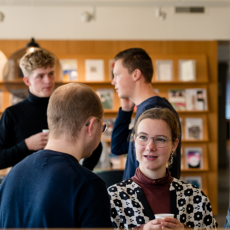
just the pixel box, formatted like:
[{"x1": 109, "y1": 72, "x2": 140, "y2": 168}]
[
  {"x1": 170, "y1": 178, "x2": 207, "y2": 197},
  {"x1": 107, "y1": 178, "x2": 140, "y2": 194}
]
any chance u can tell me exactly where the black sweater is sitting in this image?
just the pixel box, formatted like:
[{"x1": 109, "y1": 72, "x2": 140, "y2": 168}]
[{"x1": 0, "y1": 91, "x2": 102, "y2": 169}]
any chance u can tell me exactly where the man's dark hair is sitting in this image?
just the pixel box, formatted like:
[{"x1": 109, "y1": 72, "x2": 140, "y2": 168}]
[{"x1": 114, "y1": 48, "x2": 153, "y2": 83}]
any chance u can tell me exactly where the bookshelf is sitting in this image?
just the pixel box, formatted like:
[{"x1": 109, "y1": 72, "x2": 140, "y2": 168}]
[{"x1": 0, "y1": 40, "x2": 218, "y2": 215}]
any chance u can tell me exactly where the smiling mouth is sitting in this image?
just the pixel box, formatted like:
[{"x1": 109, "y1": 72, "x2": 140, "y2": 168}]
[{"x1": 144, "y1": 155, "x2": 157, "y2": 159}]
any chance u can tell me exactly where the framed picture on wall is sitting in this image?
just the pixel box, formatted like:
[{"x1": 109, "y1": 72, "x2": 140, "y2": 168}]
[{"x1": 156, "y1": 60, "x2": 173, "y2": 81}]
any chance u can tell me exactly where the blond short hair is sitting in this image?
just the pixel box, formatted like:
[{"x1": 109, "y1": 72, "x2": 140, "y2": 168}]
[
  {"x1": 19, "y1": 48, "x2": 56, "y2": 77},
  {"x1": 47, "y1": 83, "x2": 103, "y2": 142}
]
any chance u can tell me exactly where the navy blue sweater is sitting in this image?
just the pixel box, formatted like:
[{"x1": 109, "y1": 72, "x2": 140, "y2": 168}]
[
  {"x1": 111, "y1": 96, "x2": 181, "y2": 180},
  {"x1": 0, "y1": 150, "x2": 112, "y2": 228},
  {"x1": 0, "y1": 91, "x2": 102, "y2": 170}
]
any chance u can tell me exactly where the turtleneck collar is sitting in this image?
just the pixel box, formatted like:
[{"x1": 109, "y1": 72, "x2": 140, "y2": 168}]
[
  {"x1": 132, "y1": 167, "x2": 173, "y2": 187},
  {"x1": 26, "y1": 90, "x2": 50, "y2": 106}
]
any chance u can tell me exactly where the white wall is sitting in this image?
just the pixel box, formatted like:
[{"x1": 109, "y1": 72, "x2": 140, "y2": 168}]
[{"x1": 0, "y1": 4, "x2": 229, "y2": 40}]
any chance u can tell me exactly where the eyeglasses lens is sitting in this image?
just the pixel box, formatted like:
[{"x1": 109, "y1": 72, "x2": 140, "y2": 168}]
[{"x1": 136, "y1": 134, "x2": 167, "y2": 147}]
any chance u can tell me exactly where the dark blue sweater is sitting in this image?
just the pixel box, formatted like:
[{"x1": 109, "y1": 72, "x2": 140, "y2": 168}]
[
  {"x1": 0, "y1": 150, "x2": 112, "y2": 228},
  {"x1": 111, "y1": 96, "x2": 181, "y2": 180}
]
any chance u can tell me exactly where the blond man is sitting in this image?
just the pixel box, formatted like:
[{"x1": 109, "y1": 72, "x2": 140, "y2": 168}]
[
  {"x1": 0, "y1": 49, "x2": 102, "y2": 170},
  {"x1": 0, "y1": 83, "x2": 111, "y2": 228}
]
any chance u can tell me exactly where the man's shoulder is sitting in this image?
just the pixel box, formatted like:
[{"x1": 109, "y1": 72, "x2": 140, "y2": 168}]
[{"x1": 141, "y1": 96, "x2": 174, "y2": 111}]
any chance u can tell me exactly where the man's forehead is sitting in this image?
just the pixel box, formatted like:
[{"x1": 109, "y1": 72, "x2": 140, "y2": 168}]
[{"x1": 32, "y1": 66, "x2": 55, "y2": 74}]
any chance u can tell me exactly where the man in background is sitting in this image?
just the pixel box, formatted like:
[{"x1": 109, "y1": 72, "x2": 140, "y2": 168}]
[
  {"x1": 0, "y1": 83, "x2": 111, "y2": 228},
  {"x1": 111, "y1": 47, "x2": 181, "y2": 180},
  {"x1": 0, "y1": 48, "x2": 102, "y2": 170}
]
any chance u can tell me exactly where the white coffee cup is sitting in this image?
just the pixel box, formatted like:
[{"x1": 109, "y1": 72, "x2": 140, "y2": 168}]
[
  {"x1": 155, "y1": 214, "x2": 174, "y2": 219},
  {"x1": 42, "y1": 129, "x2": 49, "y2": 133}
]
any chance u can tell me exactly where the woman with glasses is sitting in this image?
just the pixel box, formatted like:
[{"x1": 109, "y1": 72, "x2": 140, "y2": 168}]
[{"x1": 108, "y1": 107, "x2": 217, "y2": 230}]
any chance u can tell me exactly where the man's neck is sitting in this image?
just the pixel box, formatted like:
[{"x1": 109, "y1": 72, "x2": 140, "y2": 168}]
[
  {"x1": 45, "y1": 138, "x2": 83, "y2": 162},
  {"x1": 130, "y1": 82, "x2": 159, "y2": 106}
]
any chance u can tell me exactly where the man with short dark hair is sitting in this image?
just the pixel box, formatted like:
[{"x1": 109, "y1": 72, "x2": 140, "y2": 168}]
[
  {"x1": 0, "y1": 83, "x2": 111, "y2": 228},
  {"x1": 111, "y1": 47, "x2": 181, "y2": 180}
]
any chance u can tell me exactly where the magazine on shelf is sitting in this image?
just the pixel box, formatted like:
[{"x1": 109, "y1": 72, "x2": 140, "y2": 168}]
[
  {"x1": 103, "y1": 118, "x2": 116, "y2": 140},
  {"x1": 0, "y1": 89, "x2": 3, "y2": 110},
  {"x1": 85, "y1": 59, "x2": 104, "y2": 81},
  {"x1": 3, "y1": 59, "x2": 15, "y2": 81},
  {"x1": 185, "y1": 88, "x2": 207, "y2": 111},
  {"x1": 60, "y1": 59, "x2": 78, "y2": 81},
  {"x1": 185, "y1": 118, "x2": 203, "y2": 140},
  {"x1": 179, "y1": 60, "x2": 196, "y2": 82},
  {"x1": 109, "y1": 59, "x2": 115, "y2": 80},
  {"x1": 9, "y1": 89, "x2": 28, "y2": 106},
  {"x1": 156, "y1": 60, "x2": 173, "y2": 81},
  {"x1": 168, "y1": 89, "x2": 186, "y2": 111},
  {"x1": 96, "y1": 89, "x2": 114, "y2": 109},
  {"x1": 185, "y1": 147, "x2": 203, "y2": 169},
  {"x1": 184, "y1": 176, "x2": 202, "y2": 189}
]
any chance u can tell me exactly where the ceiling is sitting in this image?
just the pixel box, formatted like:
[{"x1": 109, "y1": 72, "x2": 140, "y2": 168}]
[{"x1": 0, "y1": 0, "x2": 229, "y2": 7}]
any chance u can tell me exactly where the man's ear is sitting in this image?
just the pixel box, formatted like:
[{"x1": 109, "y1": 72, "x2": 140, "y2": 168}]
[
  {"x1": 132, "y1": 69, "x2": 142, "y2": 82},
  {"x1": 86, "y1": 117, "x2": 97, "y2": 137},
  {"x1": 23, "y1": 77, "x2": 31, "y2": 86}
]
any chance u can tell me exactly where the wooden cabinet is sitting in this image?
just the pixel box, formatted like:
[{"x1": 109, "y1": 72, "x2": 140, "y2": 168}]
[{"x1": 0, "y1": 40, "x2": 218, "y2": 214}]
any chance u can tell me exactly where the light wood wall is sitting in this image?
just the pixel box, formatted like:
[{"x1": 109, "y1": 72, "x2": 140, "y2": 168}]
[{"x1": 0, "y1": 40, "x2": 218, "y2": 214}]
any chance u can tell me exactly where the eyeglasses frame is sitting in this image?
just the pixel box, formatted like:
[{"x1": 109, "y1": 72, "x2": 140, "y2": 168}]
[{"x1": 85, "y1": 117, "x2": 108, "y2": 134}]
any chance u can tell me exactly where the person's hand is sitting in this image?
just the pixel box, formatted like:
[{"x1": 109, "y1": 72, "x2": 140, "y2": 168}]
[
  {"x1": 120, "y1": 98, "x2": 135, "y2": 112},
  {"x1": 143, "y1": 219, "x2": 163, "y2": 230},
  {"x1": 25, "y1": 132, "x2": 49, "y2": 151},
  {"x1": 160, "y1": 217, "x2": 184, "y2": 230}
]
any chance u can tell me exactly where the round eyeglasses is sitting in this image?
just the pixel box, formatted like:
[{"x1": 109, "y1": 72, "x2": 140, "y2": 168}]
[
  {"x1": 135, "y1": 133, "x2": 173, "y2": 148},
  {"x1": 86, "y1": 117, "x2": 108, "y2": 134}
]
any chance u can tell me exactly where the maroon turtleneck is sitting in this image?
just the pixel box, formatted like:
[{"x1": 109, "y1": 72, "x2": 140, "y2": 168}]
[{"x1": 132, "y1": 167, "x2": 173, "y2": 215}]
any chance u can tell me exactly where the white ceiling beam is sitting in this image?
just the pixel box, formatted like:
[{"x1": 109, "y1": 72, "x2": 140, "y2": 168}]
[{"x1": 0, "y1": 0, "x2": 229, "y2": 7}]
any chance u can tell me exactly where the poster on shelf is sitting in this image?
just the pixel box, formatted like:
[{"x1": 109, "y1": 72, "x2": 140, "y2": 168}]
[
  {"x1": 96, "y1": 89, "x2": 114, "y2": 109},
  {"x1": 0, "y1": 51, "x2": 7, "y2": 81},
  {"x1": 185, "y1": 147, "x2": 203, "y2": 169},
  {"x1": 4, "y1": 59, "x2": 15, "y2": 81},
  {"x1": 0, "y1": 89, "x2": 3, "y2": 110},
  {"x1": 60, "y1": 59, "x2": 78, "y2": 81},
  {"x1": 185, "y1": 88, "x2": 207, "y2": 111},
  {"x1": 184, "y1": 176, "x2": 202, "y2": 189},
  {"x1": 85, "y1": 59, "x2": 104, "y2": 81},
  {"x1": 168, "y1": 89, "x2": 186, "y2": 111},
  {"x1": 185, "y1": 118, "x2": 203, "y2": 140},
  {"x1": 109, "y1": 59, "x2": 115, "y2": 80},
  {"x1": 156, "y1": 60, "x2": 173, "y2": 81},
  {"x1": 179, "y1": 60, "x2": 196, "y2": 81}
]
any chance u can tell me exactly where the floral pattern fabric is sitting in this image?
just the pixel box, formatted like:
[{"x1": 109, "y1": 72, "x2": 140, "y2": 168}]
[{"x1": 108, "y1": 178, "x2": 218, "y2": 230}]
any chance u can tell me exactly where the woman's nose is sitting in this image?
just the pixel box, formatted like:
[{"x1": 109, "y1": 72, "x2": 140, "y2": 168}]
[{"x1": 146, "y1": 138, "x2": 157, "y2": 151}]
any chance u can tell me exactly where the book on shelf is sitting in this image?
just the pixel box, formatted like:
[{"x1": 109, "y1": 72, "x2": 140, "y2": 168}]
[
  {"x1": 85, "y1": 59, "x2": 104, "y2": 81},
  {"x1": 0, "y1": 89, "x2": 3, "y2": 110},
  {"x1": 9, "y1": 89, "x2": 28, "y2": 106},
  {"x1": 96, "y1": 89, "x2": 114, "y2": 110},
  {"x1": 179, "y1": 117, "x2": 183, "y2": 140},
  {"x1": 109, "y1": 59, "x2": 115, "y2": 80},
  {"x1": 168, "y1": 89, "x2": 186, "y2": 111},
  {"x1": 185, "y1": 88, "x2": 207, "y2": 111},
  {"x1": 60, "y1": 59, "x2": 78, "y2": 81},
  {"x1": 156, "y1": 60, "x2": 173, "y2": 81},
  {"x1": 179, "y1": 60, "x2": 196, "y2": 82},
  {"x1": 103, "y1": 118, "x2": 116, "y2": 140},
  {"x1": 185, "y1": 118, "x2": 203, "y2": 140},
  {"x1": 185, "y1": 147, "x2": 203, "y2": 169},
  {"x1": 0, "y1": 50, "x2": 7, "y2": 81},
  {"x1": 184, "y1": 176, "x2": 202, "y2": 189}
]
